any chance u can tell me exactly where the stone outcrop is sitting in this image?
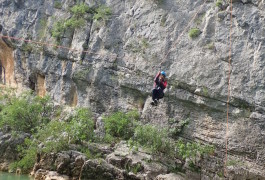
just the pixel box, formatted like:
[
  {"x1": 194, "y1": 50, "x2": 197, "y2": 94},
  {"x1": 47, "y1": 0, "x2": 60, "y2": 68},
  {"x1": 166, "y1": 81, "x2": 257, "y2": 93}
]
[
  {"x1": 0, "y1": 130, "x2": 30, "y2": 171},
  {"x1": 32, "y1": 141, "x2": 187, "y2": 180},
  {"x1": 0, "y1": 0, "x2": 264, "y2": 179}
]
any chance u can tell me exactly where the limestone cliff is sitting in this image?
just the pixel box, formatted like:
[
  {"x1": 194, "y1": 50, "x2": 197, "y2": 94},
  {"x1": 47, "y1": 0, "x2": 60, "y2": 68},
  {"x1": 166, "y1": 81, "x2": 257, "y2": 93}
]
[{"x1": 0, "y1": 0, "x2": 264, "y2": 179}]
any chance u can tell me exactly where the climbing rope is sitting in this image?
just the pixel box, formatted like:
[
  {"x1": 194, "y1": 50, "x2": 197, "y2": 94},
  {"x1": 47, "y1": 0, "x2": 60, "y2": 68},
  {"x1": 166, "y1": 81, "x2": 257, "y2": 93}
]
[
  {"x1": 225, "y1": 0, "x2": 233, "y2": 176},
  {"x1": 0, "y1": 35, "x2": 93, "y2": 54}
]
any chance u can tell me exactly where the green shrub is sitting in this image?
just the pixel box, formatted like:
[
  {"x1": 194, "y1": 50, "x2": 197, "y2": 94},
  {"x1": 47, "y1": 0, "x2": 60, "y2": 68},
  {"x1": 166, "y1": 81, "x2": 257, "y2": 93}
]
[
  {"x1": 70, "y1": 3, "x2": 91, "y2": 18},
  {"x1": 9, "y1": 138, "x2": 37, "y2": 173},
  {"x1": 93, "y1": 5, "x2": 112, "y2": 22},
  {"x1": 176, "y1": 140, "x2": 214, "y2": 162},
  {"x1": 51, "y1": 20, "x2": 65, "y2": 42},
  {"x1": 188, "y1": 28, "x2": 201, "y2": 39},
  {"x1": 103, "y1": 111, "x2": 139, "y2": 140},
  {"x1": 153, "y1": 0, "x2": 164, "y2": 5},
  {"x1": 51, "y1": 3, "x2": 91, "y2": 43},
  {"x1": 133, "y1": 125, "x2": 172, "y2": 154},
  {"x1": 38, "y1": 18, "x2": 48, "y2": 39},
  {"x1": 0, "y1": 92, "x2": 53, "y2": 133},
  {"x1": 21, "y1": 43, "x2": 33, "y2": 52},
  {"x1": 141, "y1": 39, "x2": 149, "y2": 49},
  {"x1": 54, "y1": 1, "x2": 62, "y2": 9},
  {"x1": 64, "y1": 17, "x2": 86, "y2": 29},
  {"x1": 11, "y1": 108, "x2": 94, "y2": 172},
  {"x1": 67, "y1": 108, "x2": 95, "y2": 143},
  {"x1": 216, "y1": 0, "x2": 223, "y2": 8}
]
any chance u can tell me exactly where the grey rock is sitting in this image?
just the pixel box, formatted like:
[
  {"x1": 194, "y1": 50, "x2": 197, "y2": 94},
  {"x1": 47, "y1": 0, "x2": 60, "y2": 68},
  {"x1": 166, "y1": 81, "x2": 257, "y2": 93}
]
[
  {"x1": 0, "y1": 0, "x2": 264, "y2": 178},
  {"x1": 0, "y1": 131, "x2": 30, "y2": 171}
]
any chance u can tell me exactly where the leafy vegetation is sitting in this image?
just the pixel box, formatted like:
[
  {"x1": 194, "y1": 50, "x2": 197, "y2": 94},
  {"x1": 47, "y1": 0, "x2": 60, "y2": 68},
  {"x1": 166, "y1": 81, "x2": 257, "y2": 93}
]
[
  {"x1": 176, "y1": 140, "x2": 214, "y2": 163},
  {"x1": 0, "y1": 92, "x2": 53, "y2": 133},
  {"x1": 152, "y1": 0, "x2": 164, "y2": 5},
  {"x1": 103, "y1": 110, "x2": 139, "y2": 141},
  {"x1": 1, "y1": 90, "x2": 216, "y2": 174},
  {"x1": 54, "y1": 1, "x2": 62, "y2": 9},
  {"x1": 9, "y1": 107, "x2": 94, "y2": 173},
  {"x1": 131, "y1": 124, "x2": 173, "y2": 154},
  {"x1": 169, "y1": 118, "x2": 190, "y2": 136},
  {"x1": 21, "y1": 43, "x2": 33, "y2": 52},
  {"x1": 51, "y1": 3, "x2": 111, "y2": 43},
  {"x1": 216, "y1": 0, "x2": 223, "y2": 8},
  {"x1": 93, "y1": 5, "x2": 112, "y2": 22},
  {"x1": 51, "y1": 3, "x2": 91, "y2": 43},
  {"x1": 66, "y1": 108, "x2": 95, "y2": 143},
  {"x1": 188, "y1": 28, "x2": 201, "y2": 39}
]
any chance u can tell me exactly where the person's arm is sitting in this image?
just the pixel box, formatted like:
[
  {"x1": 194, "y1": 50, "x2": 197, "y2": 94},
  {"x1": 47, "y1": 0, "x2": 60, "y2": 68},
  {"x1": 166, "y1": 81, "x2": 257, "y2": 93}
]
[{"x1": 154, "y1": 72, "x2": 161, "y2": 84}]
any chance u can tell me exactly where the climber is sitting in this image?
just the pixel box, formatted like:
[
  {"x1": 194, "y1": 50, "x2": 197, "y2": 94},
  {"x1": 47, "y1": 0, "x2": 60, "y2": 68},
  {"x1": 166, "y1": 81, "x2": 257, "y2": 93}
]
[{"x1": 151, "y1": 71, "x2": 167, "y2": 106}]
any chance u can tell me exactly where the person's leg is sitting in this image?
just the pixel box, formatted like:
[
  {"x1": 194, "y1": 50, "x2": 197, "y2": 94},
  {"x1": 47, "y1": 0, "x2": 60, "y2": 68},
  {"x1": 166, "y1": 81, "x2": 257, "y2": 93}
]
[
  {"x1": 152, "y1": 89, "x2": 158, "y2": 101},
  {"x1": 156, "y1": 89, "x2": 164, "y2": 101}
]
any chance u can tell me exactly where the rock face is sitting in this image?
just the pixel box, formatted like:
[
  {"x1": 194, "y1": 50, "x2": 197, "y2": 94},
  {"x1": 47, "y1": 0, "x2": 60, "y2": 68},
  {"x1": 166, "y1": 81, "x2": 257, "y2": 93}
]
[
  {"x1": 33, "y1": 142, "x2": 186, "y2": 180},
  {"x1": 0, "y1": 0, "x2": 264, "y2": 179},
  {"x1": 0, "y1": 130, "x2": 30, "y2": 171}
]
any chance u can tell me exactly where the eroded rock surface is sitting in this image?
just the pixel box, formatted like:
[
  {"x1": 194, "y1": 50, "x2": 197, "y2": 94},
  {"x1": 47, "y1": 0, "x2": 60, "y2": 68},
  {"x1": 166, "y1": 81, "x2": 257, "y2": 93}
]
[{"x1": 0, "y1": 0, "x2": 264, "y2": 179}]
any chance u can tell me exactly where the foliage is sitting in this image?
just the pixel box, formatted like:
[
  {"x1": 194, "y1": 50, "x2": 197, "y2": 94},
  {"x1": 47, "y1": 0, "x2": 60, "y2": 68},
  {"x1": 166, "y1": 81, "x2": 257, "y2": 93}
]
[
  {"x1": 70, "y1": 3, "x2": 91, "y2": 18},
  {"x1": 126, "y1": 163, "x2": 142, "y2": 174},
  {"x1": 51, "y1": 20, "x2": 65, "y2": 42},
  {"x1": 207, "y1": 42, "x2": 215, "y2": 50},
  {"x1": 226, "y1": 158, "x2": 244, "y2": 167},
  {"x1": 0, "y1": 92, "x2": 53, "y2": 133},
  {"x1": 132, "y1": 124, "x2": 173, "y2": 154},
  {"x1": 9, "y1": 138, "x2": 37, "y2": 173},
  {"x1": 93, "y1": 5, "x2": 112, "y2": 22},
  {"x1": 21, "y1": 43, "x2": 33, "y2": 52},
  {"x1": 169, "y1": 118, "x2": 190, "y2": 136},
  {"x1": 38, "y1": 18, "x2": 48, "y2": 39},
  {"x1": 66, "y1": 108, "x2": 95, "y2": 143},
  {"x1": 202, "y1": 86, "x2": 208, "y2": 96},
  {"x1": 54, "y1": 1, "x2": 62, "y2": 9},
  {"x1": 103, "y1": 110, "x2": 139, "y2": 140},
  {"x1": 141, "y1": 38, "x2": 149, "y2": 49},
  {"x1": 152, "y1": 0, "x2": 164, "y2": 5},
  {"x1": 10, "y1": 107, "x2": 94, "y2": 172},
  {"x1": 216, "y1": 0, "x2": 223, "y2": 8},
  {"x1": 176, "y1": 140, "x2": 214, "y2": 163},
  {"x1": 51, "y1": 3, "x2": 91, "y2": 43},
  {"x1": 188, "y1": 28, "x2": 201, "y2": 39},
  {"x1": 160, "y1": 14, "x2": 167, "y2": 27},
  {"x1": 64, "y1": 17, "x2": 86, "y2": 29}
]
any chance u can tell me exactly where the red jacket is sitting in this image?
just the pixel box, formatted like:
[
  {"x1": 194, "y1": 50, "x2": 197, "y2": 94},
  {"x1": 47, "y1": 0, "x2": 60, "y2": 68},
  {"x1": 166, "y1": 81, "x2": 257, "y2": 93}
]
[{"x1": 153, "y1": 72, "x2": 167, "y2": 90}]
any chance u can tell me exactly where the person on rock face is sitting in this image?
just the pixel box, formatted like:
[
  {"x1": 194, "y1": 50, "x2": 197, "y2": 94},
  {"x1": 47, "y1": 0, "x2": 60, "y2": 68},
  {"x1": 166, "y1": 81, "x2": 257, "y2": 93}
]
[{"x1": 151, "y1": 71, "x2": 167, "y2": 106}]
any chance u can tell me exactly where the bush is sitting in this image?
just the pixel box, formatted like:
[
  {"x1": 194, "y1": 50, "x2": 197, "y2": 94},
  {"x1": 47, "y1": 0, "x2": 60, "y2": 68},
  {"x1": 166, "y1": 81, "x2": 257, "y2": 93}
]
[
  {"x1": 93, "y1": 5, "x2": 112, "y2": 22},
  {"x1": 51, "y1": 20, "x2": 65, "y2": 42},
  {"x1": 0, "y1": 92, "x2": 53, "y2": 133},
  {"x1": 216, "y1": 0, "x2": 223, "y2": 8},
  {"x1": 64, "y1": 17, "x2": 86, "y2": 29},
  {"x1": 54, "y1": 1, "x2": 62, "y2": 9},
  {"x1": 67, "y1": 108, "x2": 95, "y2": 143},
  {"x1": 152, "y1": 0, "x2": 164, "y2": 5},
  {"x1": 132, "y1": 125, "x2": 173, "y2": 154},
  {"x1": 176, "y1": 140, "x2": 214, "y2": 162},
  {"x1": 21, "y1": 43, "x2": 33, "y2": 52},
  {"x1": 9, "y1": 138, "x2": 38, "y2": 173},
  {"x1": 11, "y1": 108, "x2": 94, "y2": 172},
  {"x1": 103, "y1": 111, "x2": 139, "y2": 140},
  {"x1": 188, "y1": 28, "x2": 201, "y2": 39},
  {"x1": 70, "y1": 3, "x2": 91, "y2": 18},
  {"x1": 51, "y1": 3, "x2": 91, "y2": 43}
]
